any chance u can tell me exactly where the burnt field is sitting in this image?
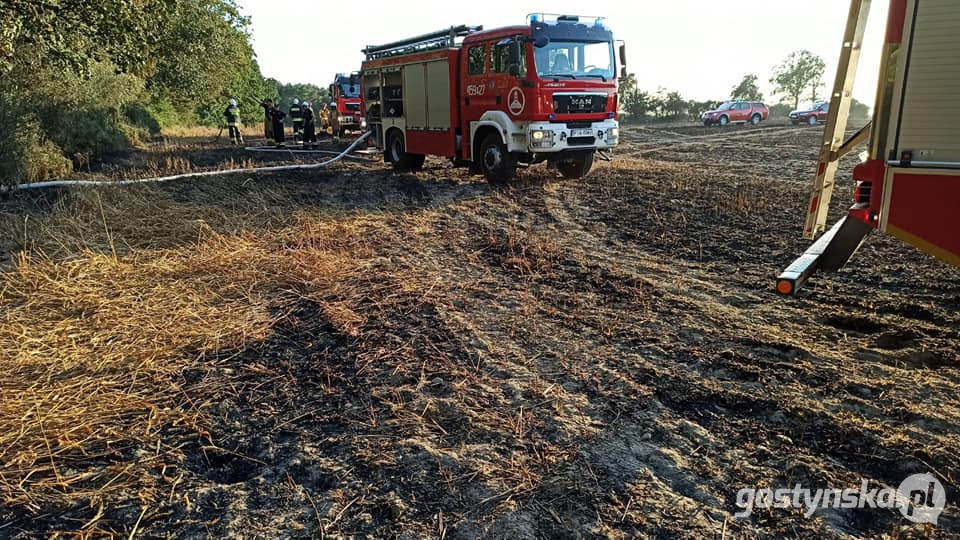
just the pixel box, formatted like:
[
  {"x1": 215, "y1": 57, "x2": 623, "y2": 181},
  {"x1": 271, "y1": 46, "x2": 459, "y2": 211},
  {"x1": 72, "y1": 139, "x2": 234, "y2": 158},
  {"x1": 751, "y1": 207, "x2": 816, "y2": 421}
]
[{"x1": 1, "y1": 124, "x2": 958, "y2": 538}]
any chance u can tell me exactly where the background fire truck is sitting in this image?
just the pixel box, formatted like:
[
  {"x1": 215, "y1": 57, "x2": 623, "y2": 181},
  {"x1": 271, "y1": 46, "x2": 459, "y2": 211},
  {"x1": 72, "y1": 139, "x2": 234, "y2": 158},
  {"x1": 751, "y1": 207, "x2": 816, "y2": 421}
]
[
  {"x1": 777, "y1": 0, "x2": 960, "y2": 294},
  {"x1": 359, "y1": 15, "x2": 626, "y2": 182},
  {"x1": 326, "y1": 73, "x2": 363, "y2": 138}
]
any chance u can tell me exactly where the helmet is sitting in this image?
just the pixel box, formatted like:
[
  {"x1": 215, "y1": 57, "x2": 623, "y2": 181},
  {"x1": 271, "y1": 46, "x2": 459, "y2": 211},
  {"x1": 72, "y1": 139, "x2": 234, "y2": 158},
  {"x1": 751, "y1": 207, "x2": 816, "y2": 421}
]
[
  {"x1": 228, "y1": 98, "x2": 237, "y2": 106},
  {"x1": 303, "y1": 101, "x2": 310, "y2": 107},
  {"x1": 293, "y1": 98, "x2": 300, "y2": 105}
]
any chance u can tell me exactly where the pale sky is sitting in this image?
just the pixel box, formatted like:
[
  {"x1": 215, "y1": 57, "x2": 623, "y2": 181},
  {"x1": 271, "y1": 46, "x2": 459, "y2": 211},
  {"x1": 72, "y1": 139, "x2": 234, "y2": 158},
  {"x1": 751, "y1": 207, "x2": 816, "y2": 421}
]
[{"x1": 240, "y1": 0, "x2": 889, "y2": 107}]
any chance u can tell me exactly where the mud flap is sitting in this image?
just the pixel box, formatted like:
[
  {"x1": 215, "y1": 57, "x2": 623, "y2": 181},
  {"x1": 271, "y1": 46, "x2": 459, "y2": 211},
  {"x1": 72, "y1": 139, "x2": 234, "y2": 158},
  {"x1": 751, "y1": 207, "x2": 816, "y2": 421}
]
[{"x1": 776, "y1": 216, "x2": 872, "y2": 295}]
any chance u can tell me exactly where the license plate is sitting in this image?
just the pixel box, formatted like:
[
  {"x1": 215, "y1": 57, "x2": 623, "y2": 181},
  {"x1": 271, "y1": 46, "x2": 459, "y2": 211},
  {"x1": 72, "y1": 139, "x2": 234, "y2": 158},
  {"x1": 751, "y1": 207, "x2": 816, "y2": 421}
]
[{"x1": 570, "y1": 128, "x2": 593, "y2": 137}]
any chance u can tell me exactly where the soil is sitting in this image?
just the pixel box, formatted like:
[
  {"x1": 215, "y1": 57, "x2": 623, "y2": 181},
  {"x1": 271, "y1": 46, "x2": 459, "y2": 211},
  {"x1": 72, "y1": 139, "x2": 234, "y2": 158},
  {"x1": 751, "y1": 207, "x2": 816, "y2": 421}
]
[{"x1": 1, "y1": 122, "x2": 958, "y2": 538}]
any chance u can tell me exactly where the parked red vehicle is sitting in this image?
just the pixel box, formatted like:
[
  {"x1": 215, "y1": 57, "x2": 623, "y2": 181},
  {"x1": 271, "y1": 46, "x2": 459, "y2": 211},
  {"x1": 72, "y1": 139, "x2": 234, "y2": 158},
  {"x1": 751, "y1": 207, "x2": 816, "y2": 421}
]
[
  {"x1": 789, "y1": 101, "x2": 829, "y2": 125},
  {"x1": 360, "y1": 15, "x2": 624, "y2": 182},
  {"x1": 328, "y1": 73, "x2": 363, "y2": 137},
  {"x1": 702, "y1": 100, "x2": 768, "y2": 126}
]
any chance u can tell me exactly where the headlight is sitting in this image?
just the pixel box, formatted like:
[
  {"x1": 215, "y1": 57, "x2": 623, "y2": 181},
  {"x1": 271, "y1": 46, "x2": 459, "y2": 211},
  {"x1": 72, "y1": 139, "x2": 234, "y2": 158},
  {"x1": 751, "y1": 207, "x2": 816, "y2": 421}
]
[
  {"x1": 530, "y1": 129, "x2": 555, "y2": 148},
  {"x1": 606, "y1": 127, "x2": 619, "y2": 143}
]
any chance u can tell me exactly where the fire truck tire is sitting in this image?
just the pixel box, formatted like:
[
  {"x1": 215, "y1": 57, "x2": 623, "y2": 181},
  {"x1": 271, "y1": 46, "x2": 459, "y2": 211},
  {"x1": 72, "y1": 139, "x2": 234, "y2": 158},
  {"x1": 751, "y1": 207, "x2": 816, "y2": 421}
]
[
  {"x1": 750, "y1": 114, "x2": 761, "y2": 125},
  {"x1": 718, "y1": 115, "x2": 729, "y2": 127},
  {"x1": 558, "y1": 151, "x2": 594, "y2": 179},
  {"x1": 478, "y1": 133, "x2": 516, "y2": 183},
  {"x1": 808, "y1": 116, "x2": 818, "y2": 126},
  {"x1": 387, "y1": 130, "x2": 424, "y2": 171}
]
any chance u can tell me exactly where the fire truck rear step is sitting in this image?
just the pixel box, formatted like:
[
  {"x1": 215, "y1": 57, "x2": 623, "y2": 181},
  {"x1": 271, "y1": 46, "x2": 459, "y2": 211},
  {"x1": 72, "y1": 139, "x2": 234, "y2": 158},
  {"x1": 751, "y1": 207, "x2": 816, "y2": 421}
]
[{"x1": 776, "y1": 216, "x2": 872, "y2": 296}]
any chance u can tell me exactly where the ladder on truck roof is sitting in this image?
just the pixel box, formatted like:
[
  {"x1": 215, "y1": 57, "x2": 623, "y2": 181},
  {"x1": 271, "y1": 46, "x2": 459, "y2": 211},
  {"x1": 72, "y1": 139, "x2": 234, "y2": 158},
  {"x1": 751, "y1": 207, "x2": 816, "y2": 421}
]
[
  {"x1": 362, "y1": 25, "x2": 482, "y2": 60},
  {"x1": 777, "y1": 0, "x2": 876, "y2": 296}
]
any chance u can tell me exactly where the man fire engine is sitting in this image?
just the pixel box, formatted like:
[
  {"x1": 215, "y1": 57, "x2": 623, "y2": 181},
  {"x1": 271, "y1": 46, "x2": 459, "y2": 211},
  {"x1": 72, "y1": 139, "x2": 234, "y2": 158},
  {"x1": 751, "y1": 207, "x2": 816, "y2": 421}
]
[
  {"x1": 777, "y1": 0, "x2": 960, "y2": 294},
  {"x1": 360, "y1": 15, "x2": 625, "y2": 182},
  {"x1": 328, "y1": 73, "x2": 363, "y2": 138}
]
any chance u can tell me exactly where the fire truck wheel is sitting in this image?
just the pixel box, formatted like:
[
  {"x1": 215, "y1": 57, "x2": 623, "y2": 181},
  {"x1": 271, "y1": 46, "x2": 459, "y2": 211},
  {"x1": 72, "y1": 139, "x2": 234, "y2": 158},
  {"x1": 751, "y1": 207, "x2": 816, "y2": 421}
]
[
  {"x1": 808, "y1": 116, "x2": 818, "y2": 126},
  {"x1": 558, "y1": 151, "x2": 594, "y2": 179},
  {"x1": 387, "y1": 130, "x2": 425, "y2": 171},
  {"x1": 479, "y1": 133, "x2": 516, "y2": 183}
]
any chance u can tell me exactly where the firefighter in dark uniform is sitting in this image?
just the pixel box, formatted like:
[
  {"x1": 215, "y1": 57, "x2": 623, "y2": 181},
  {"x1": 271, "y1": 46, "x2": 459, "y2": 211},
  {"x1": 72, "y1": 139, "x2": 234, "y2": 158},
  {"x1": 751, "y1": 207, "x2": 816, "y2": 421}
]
[
  {"x1": 269, "y1": 103, "x2": 287, "y2": 147},
  {"x1": 260, "y1": 99, "x2": 274, "y2": 144},
  {"x1": 224, "y1": 99, "x2": 243, "y2": 145},
  {"x1": 301, "y1": 101, "x2": 317, "y2": 148},
  {"x1": 290, "y1": 98, "x2": 303, "y2": 143}
]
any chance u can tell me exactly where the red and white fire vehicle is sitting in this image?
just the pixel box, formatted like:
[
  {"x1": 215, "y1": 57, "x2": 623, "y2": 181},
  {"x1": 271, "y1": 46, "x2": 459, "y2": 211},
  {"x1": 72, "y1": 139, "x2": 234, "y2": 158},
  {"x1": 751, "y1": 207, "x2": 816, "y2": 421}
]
[
  {"x1": 777, "y1": 0, "x2": 960, "y2": 294},
  {"x1": 328, "y1": 73, "x2": 363, "y2": 137},
  {"x1": 360, "y1": 15, "x2": 626, "y2": 182}
]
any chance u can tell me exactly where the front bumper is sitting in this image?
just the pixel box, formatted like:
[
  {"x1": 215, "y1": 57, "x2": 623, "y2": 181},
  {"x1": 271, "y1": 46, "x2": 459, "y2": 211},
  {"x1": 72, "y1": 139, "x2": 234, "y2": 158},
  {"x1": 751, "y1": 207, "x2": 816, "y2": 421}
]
[{"x1": 517, "y1": 120, "x2": 619, "y2": 153}]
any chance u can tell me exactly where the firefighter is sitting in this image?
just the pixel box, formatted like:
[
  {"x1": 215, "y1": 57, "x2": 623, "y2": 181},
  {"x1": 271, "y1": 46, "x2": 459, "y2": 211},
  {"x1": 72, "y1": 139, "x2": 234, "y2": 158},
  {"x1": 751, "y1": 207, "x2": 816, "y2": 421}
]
[
  {"x1": 269, "y1": 103, "x2": 287, "y2": 147},
  {"x1": 224, "y1": 99, "x2": 243, "y2": 145},
  {"x1": 319, "y1": 102, "x2": 331, "y2": 134},
  {"x1": 290, "y1": 98, "x2": 303, "y2": 143},
  {"x1": 301, "y1": 101, "x2": 317, "y2": 148},
  {"x1": 260, "y1": 99, "x2": 274, "y2": 144}
]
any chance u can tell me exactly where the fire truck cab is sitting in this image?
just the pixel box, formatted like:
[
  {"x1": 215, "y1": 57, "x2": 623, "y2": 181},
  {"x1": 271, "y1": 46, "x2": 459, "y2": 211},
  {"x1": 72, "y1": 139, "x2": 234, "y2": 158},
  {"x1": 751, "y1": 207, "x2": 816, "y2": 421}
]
[
  {"x1": 328, "y1": 73, "x2": 363, "y2": 138},
  {"x1": 360, "y1": 15, "x2": 624, "y2": 182}
]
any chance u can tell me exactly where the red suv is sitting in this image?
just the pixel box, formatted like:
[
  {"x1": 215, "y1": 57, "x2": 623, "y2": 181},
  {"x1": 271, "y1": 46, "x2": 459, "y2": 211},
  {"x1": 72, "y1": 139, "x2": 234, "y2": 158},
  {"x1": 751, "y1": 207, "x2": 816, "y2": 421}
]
[
  {"x1": 790, "y1": 101, "x2": 829, "y2": 125},
  {"x1": 702, "y1": 101, "x2": 769, "y2": 126}
]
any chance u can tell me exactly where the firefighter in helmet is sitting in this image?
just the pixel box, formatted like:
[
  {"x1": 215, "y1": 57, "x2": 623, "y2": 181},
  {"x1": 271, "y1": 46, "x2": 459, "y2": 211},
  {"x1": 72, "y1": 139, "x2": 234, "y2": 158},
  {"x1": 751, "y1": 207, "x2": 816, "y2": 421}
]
[
  {"x1": 319, "y1": 101, "x2": 331, "y2": 134},
  {"x1": 224, "y1": 99, "x2": 244, "y2": 145},
  {"x1": 290, "y1": 98, "x2": 303, "y2": 143}
]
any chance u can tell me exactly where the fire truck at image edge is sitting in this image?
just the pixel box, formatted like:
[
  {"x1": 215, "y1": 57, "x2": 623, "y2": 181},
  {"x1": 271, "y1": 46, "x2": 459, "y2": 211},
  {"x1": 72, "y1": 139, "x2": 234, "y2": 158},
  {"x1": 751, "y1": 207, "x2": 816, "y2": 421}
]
[{"x1": 359, "y1": 14, "x2": 626, "y2": 182}]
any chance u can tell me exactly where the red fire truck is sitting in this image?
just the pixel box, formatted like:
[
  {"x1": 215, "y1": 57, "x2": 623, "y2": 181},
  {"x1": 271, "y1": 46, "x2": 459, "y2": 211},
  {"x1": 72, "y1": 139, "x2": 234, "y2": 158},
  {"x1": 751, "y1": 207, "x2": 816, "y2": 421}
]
[
  {"x1": 777, "y1": 0, "x2": 960, "y2": 294},
  {"x1": 360, "y1": 15, "x2": 625, "y2": 182},
  {"x1": 328, "y1": 73, "x2": 363, "y2": 138}
]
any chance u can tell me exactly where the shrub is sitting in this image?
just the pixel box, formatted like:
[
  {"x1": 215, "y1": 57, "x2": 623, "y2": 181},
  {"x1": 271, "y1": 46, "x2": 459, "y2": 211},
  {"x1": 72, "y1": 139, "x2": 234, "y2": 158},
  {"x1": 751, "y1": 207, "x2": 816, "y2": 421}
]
[{"x1": 0, "y1": 110, "x2": 72, "y2": 186}]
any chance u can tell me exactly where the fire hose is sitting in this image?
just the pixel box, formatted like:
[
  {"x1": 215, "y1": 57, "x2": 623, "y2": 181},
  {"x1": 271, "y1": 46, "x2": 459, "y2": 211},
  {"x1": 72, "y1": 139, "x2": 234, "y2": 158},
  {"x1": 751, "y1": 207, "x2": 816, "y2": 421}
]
[{"x1": 2, "y1": 132, "x2": 373, "y2": 193}]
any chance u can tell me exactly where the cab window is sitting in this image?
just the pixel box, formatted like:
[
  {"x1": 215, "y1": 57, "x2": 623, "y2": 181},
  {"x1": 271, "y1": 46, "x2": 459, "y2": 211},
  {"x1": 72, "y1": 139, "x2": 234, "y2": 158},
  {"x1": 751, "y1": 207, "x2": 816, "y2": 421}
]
[
  {"x1": 467, "y1": 45, "x2": 486, "y2": 75},
  {"x1": 492, "y1": 41, "x2": 526, "y2": 76}
]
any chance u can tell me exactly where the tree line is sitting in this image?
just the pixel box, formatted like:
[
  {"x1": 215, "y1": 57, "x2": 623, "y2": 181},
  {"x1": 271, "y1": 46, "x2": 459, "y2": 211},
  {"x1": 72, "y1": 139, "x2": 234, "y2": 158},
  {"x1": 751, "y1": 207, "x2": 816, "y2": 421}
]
[
  {"x1": 0, "y1": 0, "x2": 279, "y2": 184},
  {"x1": 618, "y1": 50, "x2": 870, "y2": 123}
]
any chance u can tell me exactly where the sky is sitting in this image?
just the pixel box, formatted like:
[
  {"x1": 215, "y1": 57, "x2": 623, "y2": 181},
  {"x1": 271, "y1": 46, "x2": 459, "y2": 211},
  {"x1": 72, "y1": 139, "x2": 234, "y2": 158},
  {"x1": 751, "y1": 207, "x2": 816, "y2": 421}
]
[{"x1": 239, "y1": 0, "x2": 889, "y2": 107}]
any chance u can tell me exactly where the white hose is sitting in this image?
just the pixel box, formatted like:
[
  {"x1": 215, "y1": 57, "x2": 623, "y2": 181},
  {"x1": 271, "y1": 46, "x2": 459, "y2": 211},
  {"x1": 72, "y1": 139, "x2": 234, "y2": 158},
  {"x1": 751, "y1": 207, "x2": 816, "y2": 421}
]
[{"x1": 3, "y1": 132, "x2": 373, "y2": 193}]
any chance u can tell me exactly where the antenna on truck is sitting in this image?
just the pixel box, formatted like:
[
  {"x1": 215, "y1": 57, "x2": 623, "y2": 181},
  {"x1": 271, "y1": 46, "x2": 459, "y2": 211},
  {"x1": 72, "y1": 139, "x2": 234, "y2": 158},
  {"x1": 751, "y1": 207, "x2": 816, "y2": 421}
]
[{"x1": 362, "y1": 25, "x2": 482, "y2": 59}]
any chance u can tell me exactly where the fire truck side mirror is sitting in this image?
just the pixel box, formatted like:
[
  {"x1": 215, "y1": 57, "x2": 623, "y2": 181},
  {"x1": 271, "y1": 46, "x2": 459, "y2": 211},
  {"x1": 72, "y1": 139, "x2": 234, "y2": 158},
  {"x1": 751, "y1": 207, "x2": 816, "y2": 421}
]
[
  {"x1": 619, "y1": 44, "x2": 627, "y2": 67},
  {"x1": 532, "y1": 35, "x2": 549, "y2": 48},
  {"x1": 329, "y1": 84, "x2": 334, "y2": 96}
]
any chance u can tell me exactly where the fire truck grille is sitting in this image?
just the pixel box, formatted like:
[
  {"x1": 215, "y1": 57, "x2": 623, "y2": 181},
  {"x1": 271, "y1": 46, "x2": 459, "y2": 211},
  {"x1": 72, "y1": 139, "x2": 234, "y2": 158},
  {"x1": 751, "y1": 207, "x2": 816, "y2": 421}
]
[
  {"x1": 346, "y1": 103, "x2": 361, "y2": 112},
  {"x1": 553, "y1": 94, "x2": 606, "y2": 114},
  {"x1": 567, "y1": 136, "x2": 596, "y2": 146}
]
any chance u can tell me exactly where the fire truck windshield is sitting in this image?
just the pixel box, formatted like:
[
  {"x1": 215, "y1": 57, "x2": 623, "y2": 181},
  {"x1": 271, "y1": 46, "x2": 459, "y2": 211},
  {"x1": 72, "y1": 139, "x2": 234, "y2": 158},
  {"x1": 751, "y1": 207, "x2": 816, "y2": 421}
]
[
  {"x1": 533, "y1": 40, "x2": 614, "y2": 80},
  {"x1": 338, "y1": 82, "x2": 360, "y2": 98}
]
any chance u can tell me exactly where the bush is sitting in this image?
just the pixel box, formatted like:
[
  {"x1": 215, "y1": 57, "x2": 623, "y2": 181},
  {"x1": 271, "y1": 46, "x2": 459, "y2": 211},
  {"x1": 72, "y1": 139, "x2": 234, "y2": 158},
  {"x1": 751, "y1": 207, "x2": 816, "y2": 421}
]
[{"x1": 0, "y1": 110, "x2": 72, "y2": 186}]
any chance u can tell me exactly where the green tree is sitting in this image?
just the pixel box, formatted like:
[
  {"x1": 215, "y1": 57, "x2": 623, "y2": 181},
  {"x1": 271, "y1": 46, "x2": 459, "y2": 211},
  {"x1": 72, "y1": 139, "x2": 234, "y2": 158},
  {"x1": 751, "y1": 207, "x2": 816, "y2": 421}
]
[
  {"x1": 0, "y1": 0, "x2": 171, "y2": 75},
  {"x1": 731, "y1": 74, "x2": 763, "y2": 101},
  {"x1": 617, "y1": 73, "x2": 651, "y2": 121},
  {"x1": 770, "y1": 50, "x2": 826, "y2": 109}
]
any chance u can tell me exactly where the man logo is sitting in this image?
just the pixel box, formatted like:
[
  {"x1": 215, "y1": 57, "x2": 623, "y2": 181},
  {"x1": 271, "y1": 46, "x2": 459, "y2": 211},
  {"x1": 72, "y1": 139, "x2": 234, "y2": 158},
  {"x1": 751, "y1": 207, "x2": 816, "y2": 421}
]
[
  {"x1": 897, "y1": 473, "x2": 946, "y2": 524},
  {"x1": 508, "y1": 87, "x2": 525, "y2": 116}
]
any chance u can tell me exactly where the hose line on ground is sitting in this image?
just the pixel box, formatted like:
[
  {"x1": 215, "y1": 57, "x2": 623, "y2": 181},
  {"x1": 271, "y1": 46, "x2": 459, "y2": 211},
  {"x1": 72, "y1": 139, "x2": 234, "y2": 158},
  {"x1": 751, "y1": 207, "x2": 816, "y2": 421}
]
[{"x1": 2, "y1": 131, "x2": 373, "y2": 193}]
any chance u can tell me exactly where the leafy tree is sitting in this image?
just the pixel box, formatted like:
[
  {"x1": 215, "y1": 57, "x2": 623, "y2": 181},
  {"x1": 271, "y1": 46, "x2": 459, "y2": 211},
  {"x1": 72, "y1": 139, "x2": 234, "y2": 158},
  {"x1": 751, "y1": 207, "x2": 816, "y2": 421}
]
[
  {"x1": 659, "y1": 89, "x2": 687, "y2": 119},
  {"x1": 617, "y1": 73, "x2": 651, "y2": 121},
  {"x1": 731, "y1": 74, "x2": 763, "y2": 101},
  {"x1": 770, "y1": 50, "x2": 826, "y2": 109},
  {"x1": 0, "y1": 0, "x2": 172, "y2": 75},
  {"x1": 688, "y1": 100, "x2": 719, "y2": 121}
]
